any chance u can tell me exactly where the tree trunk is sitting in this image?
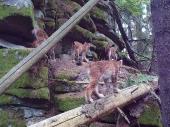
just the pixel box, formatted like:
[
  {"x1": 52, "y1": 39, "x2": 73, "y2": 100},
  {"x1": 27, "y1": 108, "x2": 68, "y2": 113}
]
[
  {"x1": 150, "y1": 39, "x2": 158, "y2": 74},
  {"x1": 151, "y1": 0, "x2": 170, "y2": 126},
  {"x1": 110, "y1": 1, "x2": 137, "y2": 63}
]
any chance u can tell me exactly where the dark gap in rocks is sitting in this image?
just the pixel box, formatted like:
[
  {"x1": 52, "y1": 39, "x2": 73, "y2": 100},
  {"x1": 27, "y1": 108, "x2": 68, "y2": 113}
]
[{"x1": 0, "y1": 14, "x2": 35, "y2": 47}]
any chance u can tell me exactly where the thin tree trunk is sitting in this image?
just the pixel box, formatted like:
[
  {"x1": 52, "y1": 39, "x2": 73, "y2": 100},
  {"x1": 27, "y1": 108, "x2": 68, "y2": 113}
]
[
  {"x1": 110, "y1": 1, "x2": 137, "y2": 63},
  {"x1": 151, "y1": 0, "x2": 170, "y2": 126}
]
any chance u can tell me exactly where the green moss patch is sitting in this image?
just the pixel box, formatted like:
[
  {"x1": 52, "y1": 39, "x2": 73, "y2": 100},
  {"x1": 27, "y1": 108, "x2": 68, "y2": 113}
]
[
  {"x1": 0, "y1": 49, "x2": 48, "y2": 89},
  {"x1": 74, "y1": 25, "x2": 109, "y2": 49},
  {"x1": 0, "y1": 49, "x2": 30, "y2": 78},
  {"x1": 126, "y1": 73, "x2": 156, "y2": 86},
  {"x1": 56, "y1": 97, "x2": 85, "y2": 112},
  {"x1": 0, "y1": 5, "x2": 33, "y2": 19},
  {"x1": 138, "y1": 104, "x2": 162, "y2": 127},
  {"x1": 0, "y1": 5, "x2": 34, "y2": 20},
  {"x1": 0, "y1": 110, "x2": 26, "y2": 127},
  {"x1": 56, "y1": 70, "x2": 79, "y2": 81},
  {"x1": 0, "y1": 95, "x2": 14, "y2": 105},
  {"x1": 6, "y1": 88, "x2": 50, "y2": 100},
  {"x1": 91, "y1": 7, "x2": 107, "y2": 20}
]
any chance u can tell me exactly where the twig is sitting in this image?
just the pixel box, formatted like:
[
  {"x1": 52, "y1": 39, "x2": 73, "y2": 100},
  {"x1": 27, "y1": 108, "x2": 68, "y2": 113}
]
[
  {"x1": 117, "y1": 107, "x2": 130, "y2": 124},
  {"x1": 150, "y1": 89, "x2": 161, "y2": 105},
  {"x1": 116, "y1": 114, "x2": 120, "y2": 127}
]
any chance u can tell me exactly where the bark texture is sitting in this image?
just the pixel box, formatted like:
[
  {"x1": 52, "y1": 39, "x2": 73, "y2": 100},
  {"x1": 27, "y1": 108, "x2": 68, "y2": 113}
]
[{"x1": 151, "y1": 0, "x2": 170, "y2": 126}]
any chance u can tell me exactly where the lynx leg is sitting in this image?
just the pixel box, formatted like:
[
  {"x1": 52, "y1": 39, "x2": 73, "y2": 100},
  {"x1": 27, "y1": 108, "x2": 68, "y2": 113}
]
[
  {"x1": 108, "y1": 49, "x2": 112, "y2": 60},
  {"x1": 95, "y1": 83, "x2": 104, "y2": 98},
  {"x1": 85, "y1": 81, "x2": 96, "y2": 103},
  {"x1": 111, "y1": 74, "x2": 120, "y2": 93},
  {"x1": 82, "y1": 52, "x2": 89, "y2": 62}
]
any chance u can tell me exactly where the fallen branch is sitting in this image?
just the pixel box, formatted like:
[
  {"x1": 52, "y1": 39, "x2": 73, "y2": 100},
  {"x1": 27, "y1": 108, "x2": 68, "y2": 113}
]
[
  {"x1": 117, "y1": 107, "x2": 130, "y2": 124},
  {"x1": 29, "y1": 83, "x2": 157, "y2": 127}
]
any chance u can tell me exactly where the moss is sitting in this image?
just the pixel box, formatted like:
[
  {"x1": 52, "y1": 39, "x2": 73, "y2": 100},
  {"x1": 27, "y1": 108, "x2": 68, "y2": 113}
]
[
  {"x1": 74, "y1": 25, "x2": 95, "y2": 41},
  {"x1": 0, "y1": 49, "x2": 48, "y2": 89},
  {"x1": 11, "y1": 73, "x2": 31, "y2": 88},
  {"x1": 90, "y1": 7, "x2": 107, "y2": 20},
  {"x1": 57, "y1": 97, "x2": 85, "y2": 112},
  {"x1": 93, "y1": 40, "x2": 108, "y2": 49},
  {"x1": 0, "y1": 49, "x2": 30, "y2": 78},
  {"x1": 0, "y1": 110, "x2": 9, "y2": 127},
  {"x1": 0, "y1": 5, "x2": 34, "y2": 20},
  {"x1": 138, "y1": 104, "x2": 162, "y2": 127},
  {"x1": 56, "y1": 72, "x2": 77, "y2": 81},
  {"x1": 0, "y1": 95, "x2": 14, "y2": 105},
  {"x1": 6, "y1": 88, "x2": 50, "y2": 100},
  {"x1": 74, "y1": 25, "x2": 111, "y2": 49},
  {"x1": 126, "y1": 74, "x2": 156, "y2": 86},
  {"x1": 0, "y1": 110, "x2": 26, "y2": 127}
]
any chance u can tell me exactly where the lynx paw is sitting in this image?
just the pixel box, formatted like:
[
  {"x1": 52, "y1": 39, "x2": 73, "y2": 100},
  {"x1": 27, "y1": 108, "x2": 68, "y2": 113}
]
[
  {"x1": 89, "y1": 98, "x2": 94, "y2": 103},
  {"x1": 98, "y1": 93, "x2": 105, "y2": 98}
]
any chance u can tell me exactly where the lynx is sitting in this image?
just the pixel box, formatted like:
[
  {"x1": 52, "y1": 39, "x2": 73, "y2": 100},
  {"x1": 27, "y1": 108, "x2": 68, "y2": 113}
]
[
  {"x1": 73, "y1": 41, "x2": 95, "y2": 64},
  {"x1": 85, "y1": 60, "x2": 122, "y2": 103}
]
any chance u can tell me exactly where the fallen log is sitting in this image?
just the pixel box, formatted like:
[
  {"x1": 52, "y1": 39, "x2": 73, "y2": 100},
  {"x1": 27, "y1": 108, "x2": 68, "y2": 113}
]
[{"x1": 29, "y1": 83, "x2": 158, "y2": 127}]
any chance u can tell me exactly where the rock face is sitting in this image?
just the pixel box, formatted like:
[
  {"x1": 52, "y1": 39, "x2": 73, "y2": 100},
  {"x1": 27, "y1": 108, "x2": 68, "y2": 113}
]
[
  {"x1": 0, "y1": 0, "x2": 35, "y2": 47},
  {"x1": 0, "y1": 49, "x2": 49, "y2": 102},
  {"x1": 31, "y1": 0, "x2": 120, "y2": 59}
]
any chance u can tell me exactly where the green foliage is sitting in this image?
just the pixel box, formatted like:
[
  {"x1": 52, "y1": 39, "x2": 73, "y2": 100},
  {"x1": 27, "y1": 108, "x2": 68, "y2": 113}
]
[{"x1": 115, "y1": 0, "x2": 150, "y2": 16}]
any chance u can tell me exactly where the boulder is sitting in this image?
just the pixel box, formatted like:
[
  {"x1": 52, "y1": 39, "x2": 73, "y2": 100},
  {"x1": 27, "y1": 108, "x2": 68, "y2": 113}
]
[{"x1": 0, "y1": 0, "x2": 35, "y2": 47}]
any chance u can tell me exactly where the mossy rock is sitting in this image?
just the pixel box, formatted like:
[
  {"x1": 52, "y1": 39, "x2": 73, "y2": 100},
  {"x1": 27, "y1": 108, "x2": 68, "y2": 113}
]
[
  {"x1": 54, "y1": 80, "x2": 85, "y2": 93},
  {"x1": 138, "y1": 103, "x2": 162, "y2": 127},
  {"x1": 90, "y1": 7, "x2": 107, "y2": 21},
  {"x1": 0, "y1": 49, "x2": 30, "y2": 78},
  {"x1": 0, "y1": 49, "x2": 48, "y2": 89},
  {"x1": 125, "y1": 73, "x2": 156, "y2": 87},
  {"x1": 57, "y1": 98, "x2": 84, "y2": 112},
  {"x1": 0, "y1": 110, "x2": 26, "y2": 127},
  {"x1": 6, "y1": 87, "x2": 50, "y2": 100},
  {"x1": 55, "y1": 93, "x2": 85, "y2": 112},
  {"x1": 73, "y1": 25, "x2": 110, "y2": 49},
  {"x1": 55, "y1": 69, "x2": 79, "y2": 81},
  {"x1": 0, "y1": 4, "x2": 34, "y2": 20},
  {"x1": 0, "y1": 95, "x2": 14, "y2": 105}
]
